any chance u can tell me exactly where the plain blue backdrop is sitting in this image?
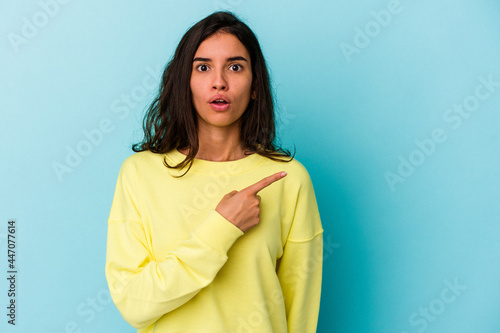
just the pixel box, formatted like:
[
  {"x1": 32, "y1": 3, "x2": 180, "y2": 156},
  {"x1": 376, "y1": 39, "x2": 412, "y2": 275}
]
[{"x1": 1, "y1": 0, "x2": 499, "y2": 332}]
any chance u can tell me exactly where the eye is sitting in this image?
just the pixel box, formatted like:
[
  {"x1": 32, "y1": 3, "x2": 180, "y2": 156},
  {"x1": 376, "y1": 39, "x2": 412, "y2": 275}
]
[
  {"x1": 196, "y1": 64, "x2": 209, "y2": 72},
  {"x1": 229, "y1": 64, "x2": 243, "y2": 72}
]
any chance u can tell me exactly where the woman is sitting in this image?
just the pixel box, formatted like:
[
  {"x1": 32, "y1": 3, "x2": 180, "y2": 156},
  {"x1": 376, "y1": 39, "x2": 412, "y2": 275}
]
[{"x1": 105, "y1": 11, "x2": 323, "y2": 333}]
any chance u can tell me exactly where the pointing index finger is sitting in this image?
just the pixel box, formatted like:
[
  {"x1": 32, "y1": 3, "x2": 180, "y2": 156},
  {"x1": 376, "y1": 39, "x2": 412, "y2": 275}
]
[{"x1": 243, "y1": 171, "x2": 287, "y2": 195}]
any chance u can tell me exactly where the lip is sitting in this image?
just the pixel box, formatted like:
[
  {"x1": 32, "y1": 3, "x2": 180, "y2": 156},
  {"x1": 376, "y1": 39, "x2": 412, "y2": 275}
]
[
  {"x1": 209, "y1": 94, "x2": 230, "y2": 103},
  {"x1": 209, "y1": 94, "x2": 231, "y2": 111}
]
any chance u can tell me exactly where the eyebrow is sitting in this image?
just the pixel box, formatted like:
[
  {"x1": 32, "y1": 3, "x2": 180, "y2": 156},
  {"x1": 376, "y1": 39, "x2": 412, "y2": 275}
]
[{"x1": 193, "y1": 56, "x2": 248, "y2": 63}]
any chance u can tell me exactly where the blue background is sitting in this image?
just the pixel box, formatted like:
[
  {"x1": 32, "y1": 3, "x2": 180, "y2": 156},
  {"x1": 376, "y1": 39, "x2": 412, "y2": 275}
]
[{"x1": 1, "y1": 0, "x2": 499, "y2": 332}]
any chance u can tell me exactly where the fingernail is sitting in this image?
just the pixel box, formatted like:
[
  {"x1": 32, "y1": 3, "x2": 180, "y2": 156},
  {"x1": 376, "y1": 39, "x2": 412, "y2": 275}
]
[{"x1": 281, "y1": 172, "x2": 287, "y2": 177}]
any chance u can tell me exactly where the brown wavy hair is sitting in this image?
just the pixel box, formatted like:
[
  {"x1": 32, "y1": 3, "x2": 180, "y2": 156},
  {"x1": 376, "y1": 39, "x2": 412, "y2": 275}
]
[{"x1": 132, "y1": 11, "x2": 295, "y2": 177}]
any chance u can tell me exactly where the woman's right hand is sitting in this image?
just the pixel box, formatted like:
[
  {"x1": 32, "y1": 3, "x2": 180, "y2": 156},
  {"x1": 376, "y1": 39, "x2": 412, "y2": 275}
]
[{"x1": 215, "y1": 171, "x2": 287, "y2": 233}]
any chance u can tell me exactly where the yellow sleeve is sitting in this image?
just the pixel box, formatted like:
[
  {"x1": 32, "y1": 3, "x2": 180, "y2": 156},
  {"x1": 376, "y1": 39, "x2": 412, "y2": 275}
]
[
  {"x1": 277, "y1": 167, "x2": 324, "y2": 333},
  {"x1": 277, "y1": 235, "x2": 323, "y2": 332},
  {"x1": 105, "y1": 158, "x2": 244, "y2": 329}
]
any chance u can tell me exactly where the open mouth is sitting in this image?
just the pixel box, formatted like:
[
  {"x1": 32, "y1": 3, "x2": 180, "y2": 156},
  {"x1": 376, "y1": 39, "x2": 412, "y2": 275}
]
[
  {"x1": 211, "y1": 99, "x2": 229, "y2": 105},
  {"x1": 210, "y1": 100, "x2": 230, "y2": 111},
  {"x1": 209, "y1": 95, "x2": 230, "y2": 110}
]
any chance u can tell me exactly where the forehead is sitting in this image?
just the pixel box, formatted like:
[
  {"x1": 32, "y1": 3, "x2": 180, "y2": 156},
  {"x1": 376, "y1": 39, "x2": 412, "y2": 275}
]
[{"x1": 194, "y1": 32, "x2": 250, "y2": 59}]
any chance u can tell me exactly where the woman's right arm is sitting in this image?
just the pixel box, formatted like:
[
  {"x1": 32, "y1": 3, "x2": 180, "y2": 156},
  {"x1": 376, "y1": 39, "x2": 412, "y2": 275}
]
[{"x1": 105, "y1": 159, "x2": 244, "y2": 329}]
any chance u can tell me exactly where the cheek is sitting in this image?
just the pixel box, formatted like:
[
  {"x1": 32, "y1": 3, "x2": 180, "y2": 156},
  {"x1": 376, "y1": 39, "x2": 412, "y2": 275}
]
[
  {"x1": 235, "y1": 78, "x2": 253, "y2": 99},
  {"x1": 190, "y1": 75, "x2": 204, "y2": 94}
]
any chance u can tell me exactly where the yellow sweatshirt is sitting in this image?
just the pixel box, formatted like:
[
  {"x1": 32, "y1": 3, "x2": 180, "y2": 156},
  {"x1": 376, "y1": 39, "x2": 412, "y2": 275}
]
[{"x1": 105, "y1": 148, "x2": 324, "y2": 333}]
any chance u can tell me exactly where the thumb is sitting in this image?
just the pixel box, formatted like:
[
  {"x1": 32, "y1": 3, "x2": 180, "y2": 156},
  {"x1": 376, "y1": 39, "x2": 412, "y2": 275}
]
[{"x1": 224, "y1": 190, "x2": 239, "y2": 198}]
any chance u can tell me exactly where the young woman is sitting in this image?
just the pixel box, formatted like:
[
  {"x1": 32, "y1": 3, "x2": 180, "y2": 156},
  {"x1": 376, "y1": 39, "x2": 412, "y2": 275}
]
[{"x1": 105, "y1": 11, "x2": 323, "y2": 333}]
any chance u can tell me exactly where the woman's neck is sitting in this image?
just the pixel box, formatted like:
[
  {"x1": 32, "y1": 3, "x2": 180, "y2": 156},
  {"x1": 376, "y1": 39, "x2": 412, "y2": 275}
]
[{"x1": 178, "y1": 123, "x2": 251, "y2": 162}]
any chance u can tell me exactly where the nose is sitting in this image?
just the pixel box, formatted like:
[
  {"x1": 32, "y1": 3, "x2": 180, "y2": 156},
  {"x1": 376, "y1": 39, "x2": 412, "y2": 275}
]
[{"x1": 212, "y1": 69, "x2": 228, "y2": 91}]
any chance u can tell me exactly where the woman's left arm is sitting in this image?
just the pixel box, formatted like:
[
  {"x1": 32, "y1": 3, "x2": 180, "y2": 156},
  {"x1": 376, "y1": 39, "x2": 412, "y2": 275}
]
[
  {"x1": 278, "y1": 234, "x2": 323, "y2": 332},
  {"x1": 276, "y1": 166, "x2": 324, "y2": 333}
]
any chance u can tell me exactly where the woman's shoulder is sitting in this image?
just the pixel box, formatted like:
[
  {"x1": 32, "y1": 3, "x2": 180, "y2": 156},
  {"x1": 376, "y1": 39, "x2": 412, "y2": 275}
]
[
  {"x1": 118, "y1": 150, "x2": 164, "y2": 173},
  {"x1": 260, "y1": 153, "x2": 315, "y2": 186}
]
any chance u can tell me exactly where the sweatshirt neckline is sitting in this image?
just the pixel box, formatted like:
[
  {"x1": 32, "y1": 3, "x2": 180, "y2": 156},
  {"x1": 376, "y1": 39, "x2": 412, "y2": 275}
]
[{"x1": 165, "y1": 148, "x2": 264, "y2": 176}]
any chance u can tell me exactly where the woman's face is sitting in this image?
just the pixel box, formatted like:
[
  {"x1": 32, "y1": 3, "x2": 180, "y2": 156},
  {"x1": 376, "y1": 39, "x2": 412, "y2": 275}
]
[{"x1": 190, "y1": 32, "x2": 255, "y2": 131}]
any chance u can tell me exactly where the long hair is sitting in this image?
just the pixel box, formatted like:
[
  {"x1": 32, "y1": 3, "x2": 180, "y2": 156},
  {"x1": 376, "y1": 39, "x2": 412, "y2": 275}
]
[{"x1": 132, "y1": 11, "x2": 295, "y2": 177}]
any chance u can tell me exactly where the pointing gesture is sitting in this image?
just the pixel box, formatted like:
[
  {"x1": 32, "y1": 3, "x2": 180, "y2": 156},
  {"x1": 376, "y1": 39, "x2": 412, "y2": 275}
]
[{"x1": 215, "y1": 172, "x2": 287, "y2": 233}]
